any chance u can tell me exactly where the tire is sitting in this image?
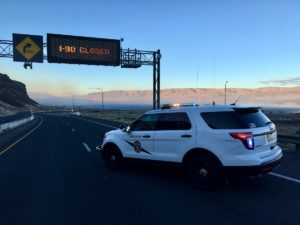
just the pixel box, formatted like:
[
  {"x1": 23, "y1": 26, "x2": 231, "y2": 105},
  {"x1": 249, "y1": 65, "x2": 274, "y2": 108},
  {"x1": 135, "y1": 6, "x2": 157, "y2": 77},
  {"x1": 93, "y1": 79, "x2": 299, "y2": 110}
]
[
  {"x1": 186, "y1": 155, "x2": 222, "y2": 190},
  {"x1": 103, "y1": 146, "x2": 124, "y2": 171}
]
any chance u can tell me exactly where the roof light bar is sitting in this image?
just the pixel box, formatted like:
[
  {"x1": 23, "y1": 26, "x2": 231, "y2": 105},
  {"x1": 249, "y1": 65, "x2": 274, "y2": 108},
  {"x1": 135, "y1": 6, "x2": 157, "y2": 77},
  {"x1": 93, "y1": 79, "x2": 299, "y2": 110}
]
[{"x1": 160, "y1": 103, "x2": 199, "y2": 109}]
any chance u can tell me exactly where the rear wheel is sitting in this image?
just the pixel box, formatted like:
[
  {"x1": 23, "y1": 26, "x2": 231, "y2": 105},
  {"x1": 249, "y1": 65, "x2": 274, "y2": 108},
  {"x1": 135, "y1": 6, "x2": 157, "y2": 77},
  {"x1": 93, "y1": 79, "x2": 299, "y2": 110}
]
[
  {"x1": 186, "y1": 155, "x2": 222, "y2": 190},
  {"x1": 103, "y1": 146, "x2": 124, "y2": 171}
]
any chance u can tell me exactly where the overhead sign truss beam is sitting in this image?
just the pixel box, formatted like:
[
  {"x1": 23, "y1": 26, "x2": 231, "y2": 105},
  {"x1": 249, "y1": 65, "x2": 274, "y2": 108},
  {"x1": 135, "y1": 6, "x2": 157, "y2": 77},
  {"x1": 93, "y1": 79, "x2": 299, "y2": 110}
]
[
  {"x1": 0, "y1": 41, "x2": 158, "y2": 65},
  {"x1": 0, "y1": 40, "x2": 161, "y2": 109},
  {"x1": 0, "y1": 40, "x2": 13, "y2": 58}
]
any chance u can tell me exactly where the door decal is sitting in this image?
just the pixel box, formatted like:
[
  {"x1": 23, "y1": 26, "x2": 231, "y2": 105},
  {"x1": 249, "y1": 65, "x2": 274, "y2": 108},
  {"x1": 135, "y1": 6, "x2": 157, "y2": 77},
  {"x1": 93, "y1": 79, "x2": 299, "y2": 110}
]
[{"x1": 125, "y1": 141, "x2": 151, "y2": 155}]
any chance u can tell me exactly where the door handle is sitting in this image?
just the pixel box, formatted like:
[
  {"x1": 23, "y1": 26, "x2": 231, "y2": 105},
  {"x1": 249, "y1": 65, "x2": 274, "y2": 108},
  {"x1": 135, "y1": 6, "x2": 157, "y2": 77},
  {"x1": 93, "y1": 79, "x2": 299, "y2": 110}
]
[
  {"x1": 143, "y1": 134, "x2": 151, "y2": 138},
  {"x1": 181, "y1": 134, "x2": 192, "y2": 138}
]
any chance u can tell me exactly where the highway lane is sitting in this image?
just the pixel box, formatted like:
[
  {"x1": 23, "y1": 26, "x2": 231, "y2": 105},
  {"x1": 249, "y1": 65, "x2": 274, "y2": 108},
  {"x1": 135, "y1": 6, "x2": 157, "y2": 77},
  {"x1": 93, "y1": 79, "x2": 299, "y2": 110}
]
[{"x1": 0, "y1": 113, "x2": 299, "y2": 225}]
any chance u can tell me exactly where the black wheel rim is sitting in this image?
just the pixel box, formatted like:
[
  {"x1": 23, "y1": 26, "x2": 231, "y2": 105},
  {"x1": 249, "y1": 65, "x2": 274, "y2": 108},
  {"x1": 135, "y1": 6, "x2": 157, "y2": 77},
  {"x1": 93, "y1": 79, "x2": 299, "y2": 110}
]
[
  {"x1": 107, "y1": 153, "x2": 117, "y2": 167},
  {"x1": 191, "y1": 160, "x2": 214, "y2": 188}
]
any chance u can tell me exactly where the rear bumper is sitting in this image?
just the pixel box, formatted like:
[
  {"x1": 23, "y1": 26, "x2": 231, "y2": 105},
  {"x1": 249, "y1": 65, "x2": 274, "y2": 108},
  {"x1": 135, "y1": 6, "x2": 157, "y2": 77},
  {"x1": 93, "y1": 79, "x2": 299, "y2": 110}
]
[{"x1": 223, "y1": 152, "x2": 283, "y2": 175}]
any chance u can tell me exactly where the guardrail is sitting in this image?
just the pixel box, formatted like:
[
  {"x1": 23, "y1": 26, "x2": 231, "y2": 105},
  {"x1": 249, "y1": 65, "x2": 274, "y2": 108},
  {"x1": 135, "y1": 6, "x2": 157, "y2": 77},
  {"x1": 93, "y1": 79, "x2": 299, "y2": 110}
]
[
  {"x1": 278, "y1": 134, "x2": 300, "y2": 153},
  {"x1": 0, "y1": 111, "x2": 32, "y2": 125},
  {"x1": 0, "y1": 114, "x2": 34, "y2": 134}
]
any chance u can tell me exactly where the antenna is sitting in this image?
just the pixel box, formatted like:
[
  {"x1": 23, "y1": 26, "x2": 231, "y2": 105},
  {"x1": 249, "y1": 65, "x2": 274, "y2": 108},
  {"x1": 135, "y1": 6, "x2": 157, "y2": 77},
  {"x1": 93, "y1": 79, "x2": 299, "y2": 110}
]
[
  {"x1": 231, "y1": 95, "x2": 242, "y2": 105},
  {"x1": 213, "y1": 52, "x2": 216, "y2": 104},
  {"x1": 196, "y1": 57, "x2": 199, "y2": 104}
]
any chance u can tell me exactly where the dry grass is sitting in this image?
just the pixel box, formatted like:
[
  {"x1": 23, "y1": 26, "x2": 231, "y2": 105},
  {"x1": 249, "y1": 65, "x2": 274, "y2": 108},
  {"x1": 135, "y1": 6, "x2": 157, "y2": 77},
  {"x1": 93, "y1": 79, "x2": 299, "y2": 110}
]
[
  {"x1": 81, "y1": 109, "x2": 145, "y2": 124},
  {"x1": 268, "y1": 114, "x2": 300, "y2": 152},
  {"x1": 0, "y1": 101, "x2": 18, "y2": 116},
  {"x1": 269, "y1": 115, "x2": 300, "y2": 135}
]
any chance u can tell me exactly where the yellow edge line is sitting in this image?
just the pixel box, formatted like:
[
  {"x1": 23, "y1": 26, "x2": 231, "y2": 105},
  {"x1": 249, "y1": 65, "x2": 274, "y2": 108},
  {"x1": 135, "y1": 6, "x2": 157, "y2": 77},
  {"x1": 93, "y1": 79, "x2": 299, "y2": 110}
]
[{"x1": 0, "y1": 117, "x2": 44, "y2": 156}]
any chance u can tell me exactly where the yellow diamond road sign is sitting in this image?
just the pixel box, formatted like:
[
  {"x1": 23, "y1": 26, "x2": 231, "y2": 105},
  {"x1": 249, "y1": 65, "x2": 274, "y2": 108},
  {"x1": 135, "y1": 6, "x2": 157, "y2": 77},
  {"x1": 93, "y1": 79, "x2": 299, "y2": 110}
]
[{"x1": 15, "y1": 37, "x2": 41, "y2": 61}]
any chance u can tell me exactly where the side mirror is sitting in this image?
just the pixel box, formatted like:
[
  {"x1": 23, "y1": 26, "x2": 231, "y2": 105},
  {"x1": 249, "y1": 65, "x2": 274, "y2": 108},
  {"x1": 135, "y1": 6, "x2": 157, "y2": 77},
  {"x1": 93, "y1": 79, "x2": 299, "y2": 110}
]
[{"x1": 125, "y1": 125, "x2": 131, "y2": 133}]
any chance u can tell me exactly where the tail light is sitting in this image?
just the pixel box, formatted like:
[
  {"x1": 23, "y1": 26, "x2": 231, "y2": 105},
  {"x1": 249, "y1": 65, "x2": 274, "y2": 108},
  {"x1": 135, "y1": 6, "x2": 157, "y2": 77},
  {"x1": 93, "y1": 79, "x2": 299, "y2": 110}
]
[{"x1": 230, "y1": 132, "x2": 254, "y2": 150}]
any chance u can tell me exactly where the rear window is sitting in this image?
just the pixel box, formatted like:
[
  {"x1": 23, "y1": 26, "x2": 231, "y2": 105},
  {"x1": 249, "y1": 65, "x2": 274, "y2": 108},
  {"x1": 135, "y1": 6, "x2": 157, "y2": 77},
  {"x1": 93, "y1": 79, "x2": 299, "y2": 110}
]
[{"x1": 200, "y1": 108, "x2": 271, "y2": 129}]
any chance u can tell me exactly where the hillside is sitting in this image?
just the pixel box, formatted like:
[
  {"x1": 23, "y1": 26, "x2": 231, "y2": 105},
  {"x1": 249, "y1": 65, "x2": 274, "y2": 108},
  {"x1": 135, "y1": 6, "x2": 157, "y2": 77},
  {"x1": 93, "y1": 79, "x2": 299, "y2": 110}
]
[{"x1": 0, "y1": 73, "x2": 37, "y2": 114}]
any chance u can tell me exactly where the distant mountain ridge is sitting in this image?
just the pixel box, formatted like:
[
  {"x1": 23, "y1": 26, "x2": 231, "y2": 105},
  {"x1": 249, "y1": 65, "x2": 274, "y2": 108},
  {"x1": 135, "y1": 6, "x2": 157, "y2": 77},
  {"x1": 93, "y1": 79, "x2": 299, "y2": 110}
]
[
  {"x1": 0, "y1": 73, "x2": 37, "y2": 107},
  {"x1": 30, "y1": 86, "x2": 300, "y2": 107},
  {"x1": 84, "y1": 87, "x2": 300, "y2": 106}
]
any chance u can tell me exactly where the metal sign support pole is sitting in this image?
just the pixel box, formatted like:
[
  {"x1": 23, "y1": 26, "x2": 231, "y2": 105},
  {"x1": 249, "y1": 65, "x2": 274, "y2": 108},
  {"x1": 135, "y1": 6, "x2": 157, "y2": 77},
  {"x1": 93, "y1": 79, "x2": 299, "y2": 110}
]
[
  {"x1": 152, "y1": 50, "x2": 161, "y2": 110},
  {"x1": 157, "y1": 49, "x2": 161, "y2": 109},
  {"x1": 153, "y1": 52, "x2": 157, "y2": 110}
]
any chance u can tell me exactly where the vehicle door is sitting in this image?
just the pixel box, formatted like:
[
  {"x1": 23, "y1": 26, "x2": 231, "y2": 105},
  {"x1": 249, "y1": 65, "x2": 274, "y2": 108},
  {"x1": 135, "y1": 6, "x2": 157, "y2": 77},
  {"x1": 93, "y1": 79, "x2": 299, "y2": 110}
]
[
  {"x1": 122, "y1": 113, "x2": 159, "y2": 160},
  {"x1": 154, "y1": 112, "x2": 196, "y2": 162}
]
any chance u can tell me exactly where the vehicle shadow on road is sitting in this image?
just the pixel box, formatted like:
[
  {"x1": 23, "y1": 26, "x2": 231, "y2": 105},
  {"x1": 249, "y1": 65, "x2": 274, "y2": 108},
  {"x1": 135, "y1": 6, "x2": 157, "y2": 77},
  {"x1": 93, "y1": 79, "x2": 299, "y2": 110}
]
[{"x1": 110, "y1": 162, "x2": 271, "y2": 193}]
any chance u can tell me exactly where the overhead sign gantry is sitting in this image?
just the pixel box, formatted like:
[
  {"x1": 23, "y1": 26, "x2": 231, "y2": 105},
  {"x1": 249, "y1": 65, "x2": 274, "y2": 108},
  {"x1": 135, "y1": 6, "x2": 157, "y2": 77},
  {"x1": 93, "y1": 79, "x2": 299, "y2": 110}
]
[{"x1": 0, "y1": 33, "x2": 161, "y2": 109}]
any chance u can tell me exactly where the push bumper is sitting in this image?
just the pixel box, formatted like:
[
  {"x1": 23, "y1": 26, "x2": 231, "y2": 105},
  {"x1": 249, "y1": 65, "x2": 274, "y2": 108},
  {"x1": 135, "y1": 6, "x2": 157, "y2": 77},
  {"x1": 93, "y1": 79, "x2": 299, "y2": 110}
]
[{"x1": 223, "y1": 152, "x2": 283, "y2": 175}]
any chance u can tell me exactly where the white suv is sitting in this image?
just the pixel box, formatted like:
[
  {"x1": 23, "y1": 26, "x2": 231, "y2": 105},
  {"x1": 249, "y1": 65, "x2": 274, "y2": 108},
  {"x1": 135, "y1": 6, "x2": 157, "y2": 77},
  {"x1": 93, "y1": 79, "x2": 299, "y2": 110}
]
[{"x1": 98, "y1": 104, "x2": 283, "y2": 189}]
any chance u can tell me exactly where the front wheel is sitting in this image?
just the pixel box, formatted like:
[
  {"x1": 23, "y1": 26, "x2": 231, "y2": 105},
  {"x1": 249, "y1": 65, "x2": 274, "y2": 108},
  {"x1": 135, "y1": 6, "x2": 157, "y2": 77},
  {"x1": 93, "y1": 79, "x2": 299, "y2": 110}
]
[
  {"x1": 186, "y1": 155, "x2": 222, "y2": 190},
  {"x1": 103, "y1": 147, "x2": 124, "y2": 171}
]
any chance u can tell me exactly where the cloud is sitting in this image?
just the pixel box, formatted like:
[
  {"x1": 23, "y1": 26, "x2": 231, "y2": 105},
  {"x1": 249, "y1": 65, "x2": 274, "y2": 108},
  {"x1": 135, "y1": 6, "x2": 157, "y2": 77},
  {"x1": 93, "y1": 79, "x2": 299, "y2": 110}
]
[{"x1": 259, "y1": 77, "x2": 300, "y2": 86}]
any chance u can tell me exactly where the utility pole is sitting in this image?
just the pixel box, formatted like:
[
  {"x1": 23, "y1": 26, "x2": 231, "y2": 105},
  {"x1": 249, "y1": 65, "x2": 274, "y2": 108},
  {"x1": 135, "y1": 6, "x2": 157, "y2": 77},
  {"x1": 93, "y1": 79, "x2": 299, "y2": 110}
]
[
  {"x1": 72, "y1": 95, "x2": 74, "y2": 111},
  {"x1": 63, "y1": 93, "x2": 74, "y2": 111},
  {"x1": 89, "y1": 88, "x2": 104, "y2": 111},
  {"x1": 224, "y1": 81, "x2": 228, "y2": 105}
]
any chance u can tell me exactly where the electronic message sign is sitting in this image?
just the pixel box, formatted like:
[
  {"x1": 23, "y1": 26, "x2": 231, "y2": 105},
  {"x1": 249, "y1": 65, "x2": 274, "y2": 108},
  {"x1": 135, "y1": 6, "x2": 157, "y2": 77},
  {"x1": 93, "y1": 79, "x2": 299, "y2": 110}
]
[{"x1": 47, "y1": 34, "x2": 120, "y2": 66}]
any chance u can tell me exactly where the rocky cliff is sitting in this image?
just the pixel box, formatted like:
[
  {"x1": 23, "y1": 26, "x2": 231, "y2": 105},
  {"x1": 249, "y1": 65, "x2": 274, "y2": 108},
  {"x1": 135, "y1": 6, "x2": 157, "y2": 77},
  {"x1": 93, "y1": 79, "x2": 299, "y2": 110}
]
[{"x1": 0, "y1": 73, "x2": 37, "y2": 107}]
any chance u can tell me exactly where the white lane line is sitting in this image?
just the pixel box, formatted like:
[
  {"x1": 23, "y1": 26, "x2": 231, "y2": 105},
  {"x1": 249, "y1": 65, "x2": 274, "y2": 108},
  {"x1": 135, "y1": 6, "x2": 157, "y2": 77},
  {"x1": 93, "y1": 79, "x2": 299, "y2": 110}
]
[
  {"x1": 83, "y1": 142, "x2": 92, "y2": 152},
  {"x1": 0, "y1": 118, "x2": 44, "y2": 156},
  {"x1": 269, "y1": 172, "x2": 300, "y2": 184},
  {"x1": 72, "y1": 128, "x2": 75, "y2": 132},
  {"x1": 71, "y1": 117, "x2": 118, "y2": 129}
]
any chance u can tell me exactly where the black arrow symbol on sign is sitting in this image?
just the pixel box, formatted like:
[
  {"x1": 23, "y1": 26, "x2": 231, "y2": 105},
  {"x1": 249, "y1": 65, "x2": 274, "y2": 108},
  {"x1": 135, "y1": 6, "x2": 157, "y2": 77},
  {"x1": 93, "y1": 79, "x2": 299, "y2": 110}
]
[{"x1": 23, "y1": 43, "x2": 32, "y2": 54}]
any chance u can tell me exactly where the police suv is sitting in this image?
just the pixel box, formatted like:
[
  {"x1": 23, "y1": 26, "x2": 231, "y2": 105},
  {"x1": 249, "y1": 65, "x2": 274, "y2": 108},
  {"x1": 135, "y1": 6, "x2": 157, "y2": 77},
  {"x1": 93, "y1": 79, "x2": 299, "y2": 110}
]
[{"x1": 98, "y1": 104, "x2": 283, "y2": 189}]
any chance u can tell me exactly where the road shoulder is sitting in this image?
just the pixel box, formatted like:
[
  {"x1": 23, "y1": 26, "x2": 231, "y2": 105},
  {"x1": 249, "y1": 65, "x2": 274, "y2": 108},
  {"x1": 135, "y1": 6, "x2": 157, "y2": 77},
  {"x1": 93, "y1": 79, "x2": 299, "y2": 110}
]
[{"x1": 0, "y1": 116, "x2": 42, "y2": 155}]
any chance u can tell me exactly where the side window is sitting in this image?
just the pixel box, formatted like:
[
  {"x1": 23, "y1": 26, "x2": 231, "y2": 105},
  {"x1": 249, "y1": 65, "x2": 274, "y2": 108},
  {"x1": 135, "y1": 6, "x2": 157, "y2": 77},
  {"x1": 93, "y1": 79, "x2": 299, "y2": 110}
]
[
  {"x1": 130, "y1": 114, "x2": 158, "y2": 131},
  {"x1": 157, "y1": 113, "x2": 191, "y2": 130},
  {"x1": 200, "y1": 112, "x2": 248, "y2": 129}
]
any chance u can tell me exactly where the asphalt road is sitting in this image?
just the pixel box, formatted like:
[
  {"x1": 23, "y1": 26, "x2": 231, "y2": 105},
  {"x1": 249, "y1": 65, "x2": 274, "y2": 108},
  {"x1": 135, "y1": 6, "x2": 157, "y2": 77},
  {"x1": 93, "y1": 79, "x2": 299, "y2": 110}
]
[{"x1": 0, "y1": 113, "x2": 299, "y2": 225}]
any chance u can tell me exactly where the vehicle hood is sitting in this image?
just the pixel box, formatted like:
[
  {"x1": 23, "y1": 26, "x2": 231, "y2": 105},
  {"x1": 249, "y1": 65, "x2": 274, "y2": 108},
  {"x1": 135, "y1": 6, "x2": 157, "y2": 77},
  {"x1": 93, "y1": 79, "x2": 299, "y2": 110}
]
[{"x1": 106, "y1": 129, "x2": 123, "y2": 135}]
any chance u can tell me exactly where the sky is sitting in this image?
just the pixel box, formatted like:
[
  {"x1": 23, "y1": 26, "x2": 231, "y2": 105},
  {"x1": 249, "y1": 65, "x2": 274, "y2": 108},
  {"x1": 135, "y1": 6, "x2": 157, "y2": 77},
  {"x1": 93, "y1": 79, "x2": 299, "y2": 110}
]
[{"x1": 1, "y1": 0, "x2": 300, "y2": 96}]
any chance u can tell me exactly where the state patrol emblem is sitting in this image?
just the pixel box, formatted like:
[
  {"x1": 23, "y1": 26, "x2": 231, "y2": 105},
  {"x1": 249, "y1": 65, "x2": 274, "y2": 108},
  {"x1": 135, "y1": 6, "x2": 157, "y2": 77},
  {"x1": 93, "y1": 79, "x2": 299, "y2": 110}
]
[{"x1": 133, "y1": 141, "x2": 142, "y2": 153}]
